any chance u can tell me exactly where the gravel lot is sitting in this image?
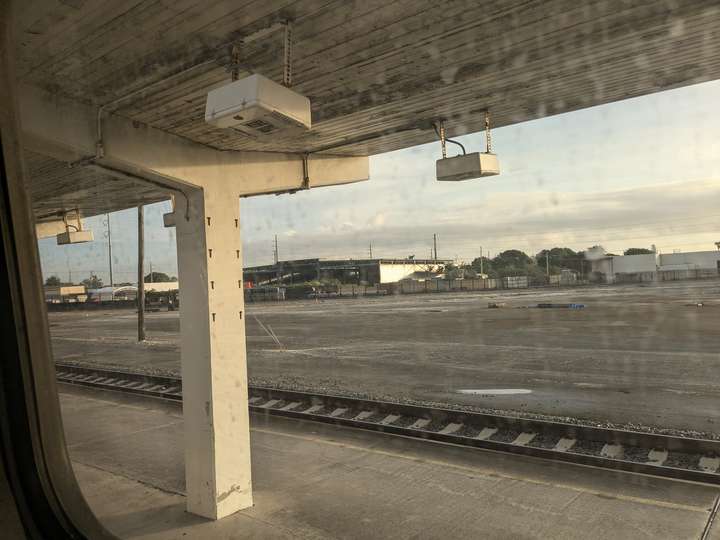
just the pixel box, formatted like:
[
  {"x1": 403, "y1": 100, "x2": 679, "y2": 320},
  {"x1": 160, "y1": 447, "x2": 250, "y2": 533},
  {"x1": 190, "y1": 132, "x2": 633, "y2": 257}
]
[{"x1": 49, "y1": 279, "x2": 720, "y2": 437}]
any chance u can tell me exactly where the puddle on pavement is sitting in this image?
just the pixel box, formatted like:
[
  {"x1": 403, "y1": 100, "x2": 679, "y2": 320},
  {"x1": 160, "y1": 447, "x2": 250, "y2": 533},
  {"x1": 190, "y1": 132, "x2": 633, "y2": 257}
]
[{"x1": 457, "y1": 389, "x2": 532, "y2": 396}]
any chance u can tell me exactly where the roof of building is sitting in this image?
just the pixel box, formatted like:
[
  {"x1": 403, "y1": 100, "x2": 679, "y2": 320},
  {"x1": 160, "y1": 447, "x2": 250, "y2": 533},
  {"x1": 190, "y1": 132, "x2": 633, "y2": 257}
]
[{"x1": 245, "y1": 258, "x2": 452, "y2": 273}]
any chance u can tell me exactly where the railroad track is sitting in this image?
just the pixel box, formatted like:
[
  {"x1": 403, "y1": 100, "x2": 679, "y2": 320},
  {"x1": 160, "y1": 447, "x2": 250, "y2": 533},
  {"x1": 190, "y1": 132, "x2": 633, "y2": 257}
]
[{"x1": 55, "y1": 362, "x2": 720, "y2": 484}]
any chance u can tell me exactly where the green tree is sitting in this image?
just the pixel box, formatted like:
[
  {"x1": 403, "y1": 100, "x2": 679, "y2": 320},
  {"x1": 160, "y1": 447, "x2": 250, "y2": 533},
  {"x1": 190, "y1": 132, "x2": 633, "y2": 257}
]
[
  {"x1": 623, "y1": 248, "x2": 654, "y2": 255},
  {"x1": 144, "y1": 271, "x2": 173, "y2": 283},
  {"x1": 493, "y1": 250, "x2": 532, "y2": 268},
  {"x1": 470, "y1": 256, "x2": 494, "y2": 277},
  {"x1": 81, "y1": 273, "x2": 103, "y2": 289},
  {"x1": 535, "y1": 247, "x2": 577, "y2": 269},
  {"x1": 491, "y1": 250, "x2": 533, "y2": 277},
  {"x1": 44, "y1": 275, "x2": 62, "y2": 286}
]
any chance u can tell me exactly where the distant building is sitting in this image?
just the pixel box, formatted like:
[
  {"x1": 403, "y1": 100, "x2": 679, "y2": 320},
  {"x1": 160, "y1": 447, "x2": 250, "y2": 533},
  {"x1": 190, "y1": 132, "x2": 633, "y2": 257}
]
[
  {"x1": 44, "y1": 285, "x2": 87, "y2": 303},
  {"x1": 589, "y1": 250, "x2": 720, "y2": 283},
  {"x1": 144, "y1": 281, "x2": 180, "y2": 293},
  {"x1": 244, "y1": 258, "x2": 450, "y2": 286},
  {"x1": 86, "y1": 282, "x2": 179, "y2": 302},
  {"x1": 87, "y1": 286, "x2": 135, "y2": 302}
]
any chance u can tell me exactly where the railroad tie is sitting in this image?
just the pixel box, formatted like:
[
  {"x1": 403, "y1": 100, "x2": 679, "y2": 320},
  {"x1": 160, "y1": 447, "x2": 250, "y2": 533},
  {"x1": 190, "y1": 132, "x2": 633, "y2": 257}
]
[
  {"x1": 554, "y1": 438, "x2": 576, "y2": 452},
  {"x1": 261, "y1": 399, "x2": 281, "y2": 409},
  {"x1": 600, "y1": 443, "x2": 624, "y2": 459},
  {"x1": 329, "y1": 407, "x2": 347, "y2": 417},
  {"x1": 409, "y1": 418, "x2": 430, "y2": 429},
  {"x1": 512, "y1": 432, "x2": 536, "y2": 446},
  {"x1": 475, "y1": 427, "x2": 498, "y2": 440},
  {"x1": 646, "y1": 449, "x2": 668, "y2": 466},
  {"x1": 699, "y1": 456, "x2": 720, "y2": 473},
  {"x1": 438, "y1": 423, "x2": 463, "y2": 435},
  {"x1": 378, "y1": 414, "x2": 401, "y2": 425},
  {"x1": 280, "y1": 402, "x2": 301, "y2": 411},
  {"x1": 354, "y1": 410, "x2": 374, "y2": 421},
  {"x1": 304, "y1": 404, "x2": 324, "y2": 414}
]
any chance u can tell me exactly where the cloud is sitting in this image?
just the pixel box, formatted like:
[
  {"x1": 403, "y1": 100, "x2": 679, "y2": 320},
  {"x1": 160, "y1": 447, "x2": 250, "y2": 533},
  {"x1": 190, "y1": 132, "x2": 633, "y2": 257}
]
[
  {"x1": 370, "y1": 213, "x2": 385, "y2": 227},
  {"x1": 242, "y1": 178, "x2": 720, "y2": 265}
]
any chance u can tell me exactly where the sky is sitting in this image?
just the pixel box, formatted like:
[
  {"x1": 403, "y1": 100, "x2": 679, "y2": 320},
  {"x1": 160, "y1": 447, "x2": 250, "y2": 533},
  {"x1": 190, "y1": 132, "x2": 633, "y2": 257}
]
[{"x1": 38, "y1": 79, "x2": 720, "y2": 285}]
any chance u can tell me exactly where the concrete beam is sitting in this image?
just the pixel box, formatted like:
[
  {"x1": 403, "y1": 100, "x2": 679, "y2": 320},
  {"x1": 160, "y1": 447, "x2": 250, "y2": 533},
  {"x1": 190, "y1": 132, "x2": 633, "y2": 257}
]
[{"x1": 18, "y1": 84, "x2": 369, "y2": 197}]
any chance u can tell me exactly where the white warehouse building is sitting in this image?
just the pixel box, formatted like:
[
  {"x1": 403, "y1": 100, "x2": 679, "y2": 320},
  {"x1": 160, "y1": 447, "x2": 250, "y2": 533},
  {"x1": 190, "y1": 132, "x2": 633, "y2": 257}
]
[{"x1": 589, "y1": 250, "x2": 720, "y2": 284}]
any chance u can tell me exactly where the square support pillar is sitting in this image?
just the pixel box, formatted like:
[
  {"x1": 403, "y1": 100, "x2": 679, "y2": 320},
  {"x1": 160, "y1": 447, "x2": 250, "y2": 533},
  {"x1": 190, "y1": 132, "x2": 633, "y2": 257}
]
[{"x1": 175, "y1": 185, "x2": 252, "y2": 519}]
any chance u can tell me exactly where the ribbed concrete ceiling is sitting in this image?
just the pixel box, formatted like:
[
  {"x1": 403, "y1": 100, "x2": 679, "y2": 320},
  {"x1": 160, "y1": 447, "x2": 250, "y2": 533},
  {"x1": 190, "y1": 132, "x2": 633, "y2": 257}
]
[{"x1": 14, "y1": 0, "x2": 720, "y2": 219}]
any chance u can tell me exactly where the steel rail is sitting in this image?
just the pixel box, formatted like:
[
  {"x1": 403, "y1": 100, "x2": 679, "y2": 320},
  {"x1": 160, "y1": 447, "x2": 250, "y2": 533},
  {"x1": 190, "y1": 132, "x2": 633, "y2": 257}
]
[{"x1": 55, "y1": 362, "x2": 720, "y2": 484}]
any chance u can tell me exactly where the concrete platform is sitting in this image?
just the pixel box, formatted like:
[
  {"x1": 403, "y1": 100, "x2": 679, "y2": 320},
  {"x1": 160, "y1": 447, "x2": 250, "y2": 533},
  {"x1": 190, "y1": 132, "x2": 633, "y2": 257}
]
[{"x1": 59, "y1": 385, "x2": 720, "y2": 539}]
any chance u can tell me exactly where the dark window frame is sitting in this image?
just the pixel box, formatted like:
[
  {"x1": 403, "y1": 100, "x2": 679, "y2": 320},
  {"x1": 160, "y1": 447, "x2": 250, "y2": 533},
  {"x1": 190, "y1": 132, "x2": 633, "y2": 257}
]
[{"x1": 0, "y1": 3, "x2": 116, "y2": 538}]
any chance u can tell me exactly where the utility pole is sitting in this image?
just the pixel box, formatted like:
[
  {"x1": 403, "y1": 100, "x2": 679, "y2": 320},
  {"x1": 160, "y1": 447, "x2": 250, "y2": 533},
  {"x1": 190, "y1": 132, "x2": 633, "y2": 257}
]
[
  {"x1": 137, "y1": 205, "x2": 145, "y2": 342},
  {"x1": 433, "y1": 234, "x2": 438, "y2": 261},
  {"x1": 479, "y1": 246, "x2": 484, "y2": 275},
  {"x1": 369, "y1": 242, "x2": 373, "y2": 259},
  {"x1": 149, "y1": 261, "x2": 154, "y2": 282},
  {"x1": 105, "y1": 213, "x2": 114, "y2": 290},
  {"x1": 545, "y1": 251, "x2": 550, "y2": 277},
  {"x1": 273, "y1": 235, "x2": 281, "y2": 285}
]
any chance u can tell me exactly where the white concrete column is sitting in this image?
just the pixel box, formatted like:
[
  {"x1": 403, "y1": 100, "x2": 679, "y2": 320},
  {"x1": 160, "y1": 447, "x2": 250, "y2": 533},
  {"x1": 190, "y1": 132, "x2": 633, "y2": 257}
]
[{"x1": 175, "y1": 183, "x2": 252, "y2": 520}]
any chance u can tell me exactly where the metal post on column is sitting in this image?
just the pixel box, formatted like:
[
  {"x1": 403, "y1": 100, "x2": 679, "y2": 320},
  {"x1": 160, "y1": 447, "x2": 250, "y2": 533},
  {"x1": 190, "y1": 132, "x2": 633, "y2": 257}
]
[{"x1": 137, "y1": 205, "x2": 145, "y2": 342}]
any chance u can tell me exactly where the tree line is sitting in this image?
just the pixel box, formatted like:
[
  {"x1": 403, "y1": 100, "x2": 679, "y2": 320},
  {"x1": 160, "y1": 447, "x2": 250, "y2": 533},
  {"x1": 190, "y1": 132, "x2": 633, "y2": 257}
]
[{"x1": 444, "y1": 246, "x2": 654, "y2": 280}]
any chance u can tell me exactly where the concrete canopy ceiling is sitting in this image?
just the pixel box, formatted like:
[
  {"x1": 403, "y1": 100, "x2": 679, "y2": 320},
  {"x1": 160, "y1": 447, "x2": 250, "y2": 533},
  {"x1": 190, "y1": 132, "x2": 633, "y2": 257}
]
[
  {"x1": 13, "y1": 0, "x2": 720, "y2": 221},
  {"x1": 25, "y1": 151, "x2": 169, "y2": 223}
]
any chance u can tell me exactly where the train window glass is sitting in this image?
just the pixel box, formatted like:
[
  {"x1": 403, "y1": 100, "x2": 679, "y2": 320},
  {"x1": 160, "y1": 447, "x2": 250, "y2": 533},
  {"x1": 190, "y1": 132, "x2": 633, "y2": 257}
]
[
  {"x1": 242, "y1": 80, "x2": 720, "y2": 441},
  {"x1": 8, "y1": 1, "x2": 720, "y2": 538}
]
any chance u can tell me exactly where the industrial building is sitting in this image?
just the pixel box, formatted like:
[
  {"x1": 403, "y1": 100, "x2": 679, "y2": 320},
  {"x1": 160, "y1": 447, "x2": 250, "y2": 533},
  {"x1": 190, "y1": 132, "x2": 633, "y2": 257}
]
[
  {"x1": 589, "y1": 249, "x2": 720, "y2": 284},
  {"x1": 244, "y1": 258, "x2": 449, "y2": 286},
  {"x1": 43, "y1": 284, "x2": 87, "y2": 303}
]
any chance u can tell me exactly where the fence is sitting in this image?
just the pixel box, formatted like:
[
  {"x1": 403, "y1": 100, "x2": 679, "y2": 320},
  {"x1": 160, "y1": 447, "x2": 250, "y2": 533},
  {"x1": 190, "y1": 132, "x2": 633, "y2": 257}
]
[
  {"x1": 614, "y1": 272, "x2": 657, "y2": 284},
  {"x1": 245, "y1": 287, "x2": 286, "y2": 302},
  {"x1": 398, "y1": 277, "x2": 504, "y2": 294},
  {"x1": 612, "y1": 269, "x2": 720, "y2": 284},
  {"x1": 339, "y1": 284, "x2": 386, "y2": 297},
  {"x1": 659, "y1": 268, "x2": 720, "y2": 281}
]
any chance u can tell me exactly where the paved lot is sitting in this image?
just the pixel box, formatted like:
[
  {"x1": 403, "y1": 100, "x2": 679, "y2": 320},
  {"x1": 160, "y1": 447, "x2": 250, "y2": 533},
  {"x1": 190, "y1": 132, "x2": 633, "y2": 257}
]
[{"x1": 50, "y1": 279, "x2": 720, "y2": 435}]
